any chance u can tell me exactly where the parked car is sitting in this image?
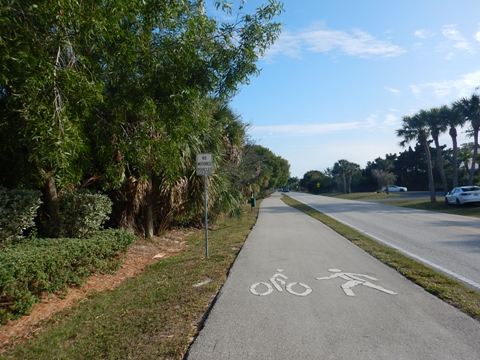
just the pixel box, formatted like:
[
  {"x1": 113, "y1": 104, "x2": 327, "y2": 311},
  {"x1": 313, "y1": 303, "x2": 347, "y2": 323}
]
[
  {"x1": 382, "y1": 185, "x2": 407, "y2": 193},
  {"x1": 445, "y1": 186, "x2": 480, "y2": 205}
]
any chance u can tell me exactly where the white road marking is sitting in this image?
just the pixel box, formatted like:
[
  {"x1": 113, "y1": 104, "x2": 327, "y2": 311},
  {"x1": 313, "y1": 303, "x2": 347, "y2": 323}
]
[
  {"x1": 293, "y1": 196, "x2": 480, "y2": 290},
  {"x1": 250, "y1": 282, "x2": 274, "y2": 296},
  {"x1": 286, "y1": 282, "x2": 312, "y2": 296},
  {"x1": 250, "y1": 270, "x2": 312, "y2": 297},
  {"x1": 316, "y1": 269, "x2": 397, "y2": 297}
]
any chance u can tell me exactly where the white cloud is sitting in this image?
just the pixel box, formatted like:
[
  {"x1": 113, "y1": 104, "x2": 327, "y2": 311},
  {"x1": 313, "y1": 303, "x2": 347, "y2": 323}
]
[
  {"x1": 414, "y1": 29, "x2": 434, "y2": 39},
  {"x1": 382, "y1": 113, "x2": 400, "y2": 127},
  {"x1": 410, "y1": 70, "x2": 480, "y2": 98},
  {"x1": 265, "y1": 24, "x2": 406, "y2": 60},
  {"x1": 441, "y1": 24, "x2": 473, "y2": 52},
  {"x1": 251, "y1": 121, "x2": 369, "y2": 136},
  {"x1": 385, "y1": 86, "x2": 401, "y2": 94},
  {"x1": 475, "y1": 31, "x2": 480, "y2": 43},
  {"x1": 250, "y1": 112, "x2": 403, "y2": 137}
]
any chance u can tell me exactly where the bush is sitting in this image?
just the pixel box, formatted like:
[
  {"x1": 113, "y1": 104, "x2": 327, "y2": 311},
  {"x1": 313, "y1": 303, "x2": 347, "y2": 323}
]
[
  {"x1": 0, "y1": 187, "x2": 42, "y2": 244},
  {"x1": 0, "y1": 229, "x2": 135, "y2": 324},
  {"x1": 59, "y1": 191, "x2": 113, "y2": 238}
]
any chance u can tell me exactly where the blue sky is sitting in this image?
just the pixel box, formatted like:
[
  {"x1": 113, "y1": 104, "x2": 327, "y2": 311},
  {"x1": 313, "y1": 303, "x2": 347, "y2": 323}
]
[{"x1": 227, "y1": 0, "x2": 480, "y2": 178}]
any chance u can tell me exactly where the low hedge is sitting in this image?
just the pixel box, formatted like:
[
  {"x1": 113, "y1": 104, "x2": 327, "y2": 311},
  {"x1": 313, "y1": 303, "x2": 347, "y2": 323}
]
[
  {"x1": 59, "y1": 191, "x2": 113, "y2": 238},
  {"x1": 0, "y1": 187, "x2": 42, "y2": 244},
  {"x1": 0, "y1": 229, "x2": 136, "y2": 324}
]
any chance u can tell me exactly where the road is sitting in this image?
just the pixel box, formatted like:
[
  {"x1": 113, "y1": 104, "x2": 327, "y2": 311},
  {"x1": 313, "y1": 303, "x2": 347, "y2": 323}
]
[
  {"x1": 287, "y1": 192, "x2": 480, "y2": 289},
  {"x1": 187, "y1": 194, "x2": 480, "y2": 360}
]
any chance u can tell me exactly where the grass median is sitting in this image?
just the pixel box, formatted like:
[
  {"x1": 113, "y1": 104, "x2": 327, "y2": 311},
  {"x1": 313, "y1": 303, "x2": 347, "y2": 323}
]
[
  {"x1": 282, "y1": 195, "x2": 480, "y2": 321},
  {"x1": 1, "y1": 204, "x2": 259, "y2": 360},
  {"x1": 328, "y1": 191, "x2": 480, "y2": 218}
]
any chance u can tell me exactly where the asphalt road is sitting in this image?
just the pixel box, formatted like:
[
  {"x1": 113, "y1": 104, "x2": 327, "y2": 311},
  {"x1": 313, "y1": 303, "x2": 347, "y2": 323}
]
[
  {"x1": 187, "y1": 194, "x2": 480, "y2": 360},
  {"x1": 287, "y1": 192, "x2": 480, "y2": 289}
]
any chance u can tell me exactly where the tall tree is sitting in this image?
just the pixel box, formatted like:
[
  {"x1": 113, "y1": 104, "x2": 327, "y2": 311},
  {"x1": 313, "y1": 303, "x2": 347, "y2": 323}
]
[
  {"x1": 426, "y1": 107, "x2": 448, "y2": 192},
  {"x1": 0, "y1": 0, "x2": 105, "y2": 235},
  {"x1": 453, "y1": 94, "x2": 480, "y2": 185},
  {"x1": 397, "y1": 113, "x2": 436, "y2": 203},
  {"x1": 1, "y1": 0, "x2": 284, "y2": 238},
  {"x1": 332, "y1": 160, "x2": 360, "y2": 194},
  {"x1": 442, "y1": 105, "x2": 465, "y2": 187}
]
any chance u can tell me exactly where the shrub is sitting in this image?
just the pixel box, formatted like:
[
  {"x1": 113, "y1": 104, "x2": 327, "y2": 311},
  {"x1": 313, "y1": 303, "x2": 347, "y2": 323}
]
[
  {"x1": 0, "y1": 187, "x2": 42, "y2": 244},
  {"x1": 0, "y1": 229, "x2": 135, "y2": 324},
  {"x1": 59, "y1": 191, "x2": 113, "y2": 238}
]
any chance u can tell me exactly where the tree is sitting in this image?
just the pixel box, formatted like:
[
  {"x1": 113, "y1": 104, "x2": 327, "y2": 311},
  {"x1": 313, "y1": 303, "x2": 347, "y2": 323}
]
[
  {"x1": 331, "y1": 160, "x2": 360, "y2": 194},
  {"x1": 286, "y1": 177, "x2": 300, "y2": 191},
  {"x1": 232, "y1": 144, "x2": 290, "y2": 197},
  {"x1": 300, "y1": 170, "x2": 333, "y2": 194},
  {"x1": 443, "y1": 105, "x2": 465, "y2": 187},
  {"x1": 1, "y1": 0, "x2": 284, "y2": 238},
  {"x1": 397, "y1": 113, "x2": 436, "y2": 203},
  {"x1": 453, "y1": 94, "x2": 480, "y2": 185},
  {"x1": 425, "y1": 107, "x2": 448, "y2": 192},
  {"x1": 371, "y1": 169, "x2": 397, "y2": 190},
  {"x1": 0, "y1": 0, "x2": 107, "y2": 235}
]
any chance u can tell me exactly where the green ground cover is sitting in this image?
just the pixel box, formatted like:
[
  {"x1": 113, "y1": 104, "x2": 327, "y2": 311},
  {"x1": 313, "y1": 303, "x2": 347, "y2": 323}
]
[{"x1": 1, "y1": 205, "x2": 259, "y2": 360}]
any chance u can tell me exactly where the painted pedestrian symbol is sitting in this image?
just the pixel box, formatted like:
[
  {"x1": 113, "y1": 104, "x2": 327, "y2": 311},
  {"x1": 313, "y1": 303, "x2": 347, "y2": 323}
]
[
  {"x1": 250, "y1": 269, "x2": 312, "y2": 297},
  {"x1": 316, "y1": 268, "x2": 397, "y2": 297}
]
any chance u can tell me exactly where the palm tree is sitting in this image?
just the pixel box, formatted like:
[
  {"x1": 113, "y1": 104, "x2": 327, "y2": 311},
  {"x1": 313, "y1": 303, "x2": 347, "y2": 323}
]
[
  {"x1": 453, "y1": 94, "x2": 480, "y2": 185},
  {"x1": 425, "y1": 107, "x2": 448, "y2": 193},
  {"x1": 397, "y1": 113, "x2": 436, "y2": 203},
  {"x1": 332, "y1": 159, "x2": 360, "y2": 193},
  {"x1": 442, "y1": 105, "x2": 465, "y2": 187}
]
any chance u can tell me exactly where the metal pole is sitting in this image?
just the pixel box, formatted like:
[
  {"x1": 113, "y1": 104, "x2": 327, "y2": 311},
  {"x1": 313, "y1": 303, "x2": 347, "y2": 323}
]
[{"x1": 204, "y1": 174, "x2": 209, "y2": 258}]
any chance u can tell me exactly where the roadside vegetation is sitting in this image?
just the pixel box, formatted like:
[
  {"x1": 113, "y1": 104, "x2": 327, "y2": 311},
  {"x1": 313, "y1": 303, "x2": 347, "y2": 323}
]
[
  {"x1": 1, "y1": 205, "x2": 259, "y2": 359},
  {"x1": 0, "y1": 0, "x2": 288, "y2": 347},
  {"x1": 292, "y1": 94, "x2": 480, "y2": 204},
  {"x1": 282, "y1": 196, "x2": 480, "y2": 321}
]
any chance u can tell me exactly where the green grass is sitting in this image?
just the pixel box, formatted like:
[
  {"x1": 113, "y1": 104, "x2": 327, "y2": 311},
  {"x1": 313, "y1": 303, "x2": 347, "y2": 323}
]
[
  {"x1": 282, "y1": 195, "x2": 480, "y2": 321},
  {"x1": 399, "y1": 200, "x2": 480, "y2": 218},
  {"x1": 1, "y1": 205, "x2": 260, "y2": 360},
  {"x1": 327, "y1": 192, "x2": 400, "y2": 201},
  {"x1": 325, "y1": 191, "x2": 480, "y2": 219}
]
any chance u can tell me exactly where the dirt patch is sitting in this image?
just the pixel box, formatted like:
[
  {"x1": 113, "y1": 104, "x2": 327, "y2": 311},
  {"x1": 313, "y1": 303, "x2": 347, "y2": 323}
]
[{"x1": 0, "y1": 228, "x2": 195, "y2": 350}]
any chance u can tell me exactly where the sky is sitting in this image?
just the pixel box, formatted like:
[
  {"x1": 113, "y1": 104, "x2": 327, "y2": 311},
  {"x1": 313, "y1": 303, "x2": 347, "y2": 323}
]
[{"x1": 224, "y1": 0, "x2": 480, "y2": 178}]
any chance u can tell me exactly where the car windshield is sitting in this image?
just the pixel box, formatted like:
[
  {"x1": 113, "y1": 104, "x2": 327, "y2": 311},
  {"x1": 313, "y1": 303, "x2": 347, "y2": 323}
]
[{"x1": 462, "y1": 187, "x2": 480, "y2": 192}]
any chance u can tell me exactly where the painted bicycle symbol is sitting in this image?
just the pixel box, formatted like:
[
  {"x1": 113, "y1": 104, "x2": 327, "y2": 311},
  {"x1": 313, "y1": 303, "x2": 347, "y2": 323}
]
[{"x1": 250, "y1": 269, "x2": 312, "y2": 297}]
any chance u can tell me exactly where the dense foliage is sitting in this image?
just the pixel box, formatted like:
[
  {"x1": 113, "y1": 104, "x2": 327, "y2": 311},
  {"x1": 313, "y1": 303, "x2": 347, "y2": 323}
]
[
  {"x1": 0, "y1": 187, "x2": 42, "y2": 244},
  {"x1": 0, "y1": 229, "x2": 135, "y2": 324},
  {"x1": 58, "y1": 191, "x2": 112, "y2": 238},
  {"x1": 0, "y1": 1, "x2": 287, "y2": 237}
]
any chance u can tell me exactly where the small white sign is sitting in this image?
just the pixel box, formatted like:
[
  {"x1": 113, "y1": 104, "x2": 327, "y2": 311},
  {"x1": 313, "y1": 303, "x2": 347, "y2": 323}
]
[{"x1": 196, "y1": 153, "x2": 213, "y2": 175}]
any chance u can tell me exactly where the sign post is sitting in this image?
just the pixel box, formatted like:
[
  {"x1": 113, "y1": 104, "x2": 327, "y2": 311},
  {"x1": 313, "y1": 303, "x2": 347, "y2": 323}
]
[{"x1": 196, "y1": 153, "x2": 213, "y2": 258}]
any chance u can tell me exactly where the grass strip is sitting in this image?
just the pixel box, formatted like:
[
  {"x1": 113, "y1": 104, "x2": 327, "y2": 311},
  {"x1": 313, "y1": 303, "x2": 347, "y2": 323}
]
[
  {"x1": 325, "y1": 191, "x2": 480, "y2": 219},
  {"x1": 326, "y1": 192, "x2": 400, "y2": 201},
  {"x1": 282, "y1": 195, "x2": 480, "y2": 321},
  {"x1": 1, "y1": 205, "x2": 259, "y2": 360},
  {"x1": 400, "y1": 200, "x2": 480, "y2": 218}
]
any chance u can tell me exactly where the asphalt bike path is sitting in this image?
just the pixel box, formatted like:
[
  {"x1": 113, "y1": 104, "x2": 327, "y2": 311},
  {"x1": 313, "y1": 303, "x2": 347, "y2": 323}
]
[
  {"x1": 287, "y1": 191, "x2": 480, "y2": 290},
  {"x1": 187, "y1": 194, "x2": 480, "y2": 360}
]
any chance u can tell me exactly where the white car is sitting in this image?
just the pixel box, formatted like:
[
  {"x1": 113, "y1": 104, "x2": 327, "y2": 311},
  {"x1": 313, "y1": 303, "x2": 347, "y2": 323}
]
[
  {"x1": 382, "y1": 185, "x2": 407, "y2": 192},
  {"x1": 445, "y1": 186, "x2": 480, "y2": 205}
]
